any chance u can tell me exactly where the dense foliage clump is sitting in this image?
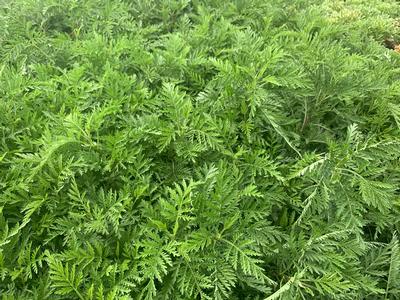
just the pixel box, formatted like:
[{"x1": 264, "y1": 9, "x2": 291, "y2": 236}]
[{"x1": 1, "y1": 0, "x2": 400, "y2": 299}]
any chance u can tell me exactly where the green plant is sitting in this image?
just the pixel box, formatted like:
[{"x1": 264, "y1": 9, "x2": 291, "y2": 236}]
[{"x1": 1, "y1": 0, "x2": 400, "y2": 299}]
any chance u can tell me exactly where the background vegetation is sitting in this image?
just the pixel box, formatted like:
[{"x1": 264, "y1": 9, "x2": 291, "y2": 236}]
[{"x1": 1, "y1": 0, "x2": 400, "y2": 299}]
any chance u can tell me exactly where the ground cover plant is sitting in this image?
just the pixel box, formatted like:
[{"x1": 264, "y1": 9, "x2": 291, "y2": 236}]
[{"x1": 1, "y1": 0, "x2": 400, "y2": 299}]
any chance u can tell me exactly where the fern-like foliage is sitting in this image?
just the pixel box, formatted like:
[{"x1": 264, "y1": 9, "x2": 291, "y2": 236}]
[{"x1": 1, "y1": 0, "x2": 400, "y2": 299}]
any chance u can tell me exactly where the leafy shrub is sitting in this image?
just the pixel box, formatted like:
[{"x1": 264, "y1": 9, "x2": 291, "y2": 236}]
[{"x1": 1, "y1": 0, "x2": 400, "y2": 299}]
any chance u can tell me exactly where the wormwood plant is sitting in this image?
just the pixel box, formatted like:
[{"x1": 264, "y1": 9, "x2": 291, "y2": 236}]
[{"x1": 1, "y1": 0, "x2": 400, "y2": 299}]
